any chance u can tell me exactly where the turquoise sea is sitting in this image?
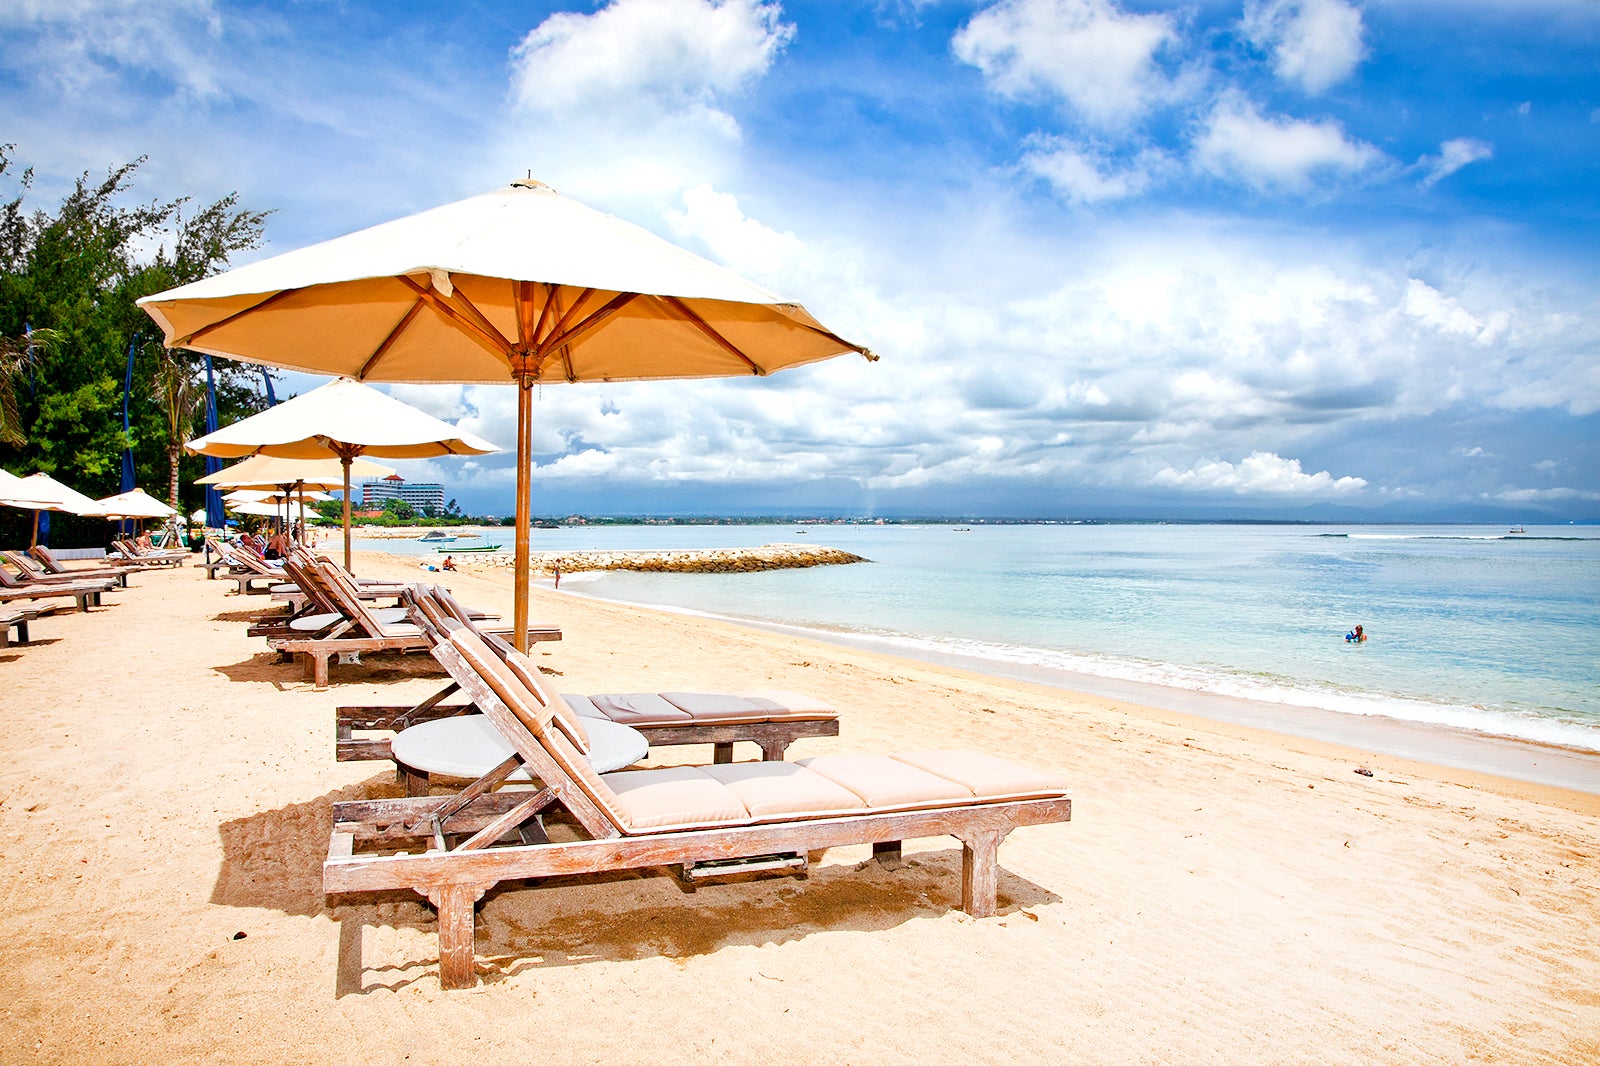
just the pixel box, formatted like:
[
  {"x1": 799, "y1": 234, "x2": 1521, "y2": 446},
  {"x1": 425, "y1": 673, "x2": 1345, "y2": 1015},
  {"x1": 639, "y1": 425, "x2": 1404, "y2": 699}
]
[{"x1": 362, "y1": 523, "x2": 1600, "y2": 789}]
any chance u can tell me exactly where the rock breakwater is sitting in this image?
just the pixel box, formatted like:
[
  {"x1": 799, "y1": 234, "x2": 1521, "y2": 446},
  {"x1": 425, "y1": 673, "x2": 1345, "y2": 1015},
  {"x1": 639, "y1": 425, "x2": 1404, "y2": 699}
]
[{"x1": 523, "y1": 542, "x2": 867, "y2": 574}]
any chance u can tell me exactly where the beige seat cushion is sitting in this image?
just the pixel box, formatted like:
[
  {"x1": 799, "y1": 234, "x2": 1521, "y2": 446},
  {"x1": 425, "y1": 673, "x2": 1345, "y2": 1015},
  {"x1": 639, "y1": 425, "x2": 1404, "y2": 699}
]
[
  {"x1": 699, "y1": 762, "x2": 867, "y2": 819},
  {"x1": 796, "y1": 755, "x2": 976, "y2": 808},
  {"x1": 603, "y1": 766, "x2": 750, "y2": 829},
  {"x1": 892, "y1": 751, "x2": 1069, "y2": 800},
  {"x1": 733, "y1": 690, "x2": 837, "y2": 720},
  {"x1": 581, "y1": 693, "x2": 693, "y2": 726}
]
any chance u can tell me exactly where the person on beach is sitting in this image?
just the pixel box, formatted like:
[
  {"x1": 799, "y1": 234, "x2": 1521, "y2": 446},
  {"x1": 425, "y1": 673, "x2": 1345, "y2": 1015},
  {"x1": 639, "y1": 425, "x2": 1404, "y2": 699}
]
[
  {"x1": 265, "y1": 528, "x2": 289, "y2": 559},
  {"x1": 1345, "y1": 624, "x2": 1367, "y2": 643},
  {"x1": 441, "y1": 555, "x2": 456, "y2": 571},
  {"x1": 553, "y1": 562, "x2": 561, "y2": 589}
]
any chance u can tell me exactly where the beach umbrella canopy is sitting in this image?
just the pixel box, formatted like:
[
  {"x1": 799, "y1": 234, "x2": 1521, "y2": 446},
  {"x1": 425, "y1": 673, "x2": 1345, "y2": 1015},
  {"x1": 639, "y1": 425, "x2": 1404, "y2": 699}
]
[
  {"x1": 97, "y1": 487, "x2": 178, "y2": 521},
  {"x1": 195, "y1": 454, "x2": 396, "y2": 491},
  {"x1": 139, "y1": 178, "x2": 874, "y2": 649},
  {"x1": 189, "y1": 508, "x2": 207, "y2": 524},
  {"x1": 224, "y1": 488, "x2": 333, "y2": 504},
  {"x1": 0, "y1": 468, "x2": 58, "y2": 508},
  {"x1": 184, "y1": 376, "x2": 496, "y2": 571},
  {"x1": 0, "y1": 472, "x2": 107, "y2": 546}
]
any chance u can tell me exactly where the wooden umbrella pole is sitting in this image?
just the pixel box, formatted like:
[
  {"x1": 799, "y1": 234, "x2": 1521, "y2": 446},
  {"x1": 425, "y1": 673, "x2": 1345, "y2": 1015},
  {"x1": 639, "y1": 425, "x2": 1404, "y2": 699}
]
[
  {"x1": 342, "y1": 454, "x2": 353, "y2": 574},
  {"x1": 513, "y1": 377, "x2": 534, "y2": 652}
]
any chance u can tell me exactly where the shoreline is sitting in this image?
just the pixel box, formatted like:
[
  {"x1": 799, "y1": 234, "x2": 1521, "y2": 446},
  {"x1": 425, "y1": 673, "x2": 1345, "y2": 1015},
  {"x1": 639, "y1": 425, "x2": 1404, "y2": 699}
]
[{"x1": 528, "y1": 568, "x2": 1600, "y2": 800}]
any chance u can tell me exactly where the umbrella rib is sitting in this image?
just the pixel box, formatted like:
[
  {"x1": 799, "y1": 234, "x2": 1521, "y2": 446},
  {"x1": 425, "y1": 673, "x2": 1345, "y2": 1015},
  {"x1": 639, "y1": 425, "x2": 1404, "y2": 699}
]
[
  {"x1": 538, "y1": 292, "x2": 639, "y2": 376},
  {"x1": 396, "y1": 276, "x2": 515, "y2": 361},
  {"x1": 358, "y1": 297, "x2": 430, "y2": 380},
  {"x1": 177, "y1": 289, "x2": 301, "y2": 348},
  {"x1": 660, "y1": 296, "x2": 763, "y2": 374}
]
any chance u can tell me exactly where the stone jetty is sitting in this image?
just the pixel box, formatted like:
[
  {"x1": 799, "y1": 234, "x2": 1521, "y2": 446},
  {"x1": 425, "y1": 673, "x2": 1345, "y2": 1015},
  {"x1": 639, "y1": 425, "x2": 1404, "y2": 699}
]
[{"x1": 513, "y1": 542, "x2": 867, "y2": 574}]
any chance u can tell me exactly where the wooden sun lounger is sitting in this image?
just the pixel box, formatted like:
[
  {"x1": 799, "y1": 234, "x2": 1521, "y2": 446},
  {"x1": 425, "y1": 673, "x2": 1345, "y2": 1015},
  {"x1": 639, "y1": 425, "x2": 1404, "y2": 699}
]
[
  {"x1": 31, "y1": 544, "x2": 154, "y2": 576},
  {"x1": 325, "y1": 628, "x2": 1072, "y2": 989},
  {"x1": 0, "y1": 583, "x2": 100, "y2": 614},
  {"x1": 111, "y1": 539, "x2": 187, "y2": 566},
  {"x1": 337, "y1": 584, "x2": 836, "y2": 772},
  {"x1": 2, "y1": 550, "x2": 130, "y2": 588},
  {"x1": 0, "y1": 605, "x2": 41, "y2": 647},
  {"x1": 271, "y1": 560, "x2": 553, "y2": 687}
]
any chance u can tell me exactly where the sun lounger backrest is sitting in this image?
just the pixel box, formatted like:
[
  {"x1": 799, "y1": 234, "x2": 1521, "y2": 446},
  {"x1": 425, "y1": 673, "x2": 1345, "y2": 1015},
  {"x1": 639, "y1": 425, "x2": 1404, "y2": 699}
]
[
  {"x1": 2, "y1": 551, "x2": 40, "y2": 577},
  {"x1": 315, "y1": 559, "x2": 391, "y2": 637},
  {"x1": 404, "y1": 586, "x2": 459, "y2": 645},
  {"x1": 28, "y1": 546, "x2": 64, "y2": 573},
  {"x1": 446, "y1": 629, "x2": 628, "y2": 835},
  {"x1": 282, "y1": 553, "x2": 342, "y2": 614}
]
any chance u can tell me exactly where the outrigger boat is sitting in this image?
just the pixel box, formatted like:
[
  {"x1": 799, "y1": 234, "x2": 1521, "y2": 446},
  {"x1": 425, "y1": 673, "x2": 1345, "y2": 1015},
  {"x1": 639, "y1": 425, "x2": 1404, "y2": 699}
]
[
  {"x1": 436, "y1": 542, "x2": 501, "y2": 553},
  {"x1": 418, "y1": 531, "x2": 457, "y2": 543}
]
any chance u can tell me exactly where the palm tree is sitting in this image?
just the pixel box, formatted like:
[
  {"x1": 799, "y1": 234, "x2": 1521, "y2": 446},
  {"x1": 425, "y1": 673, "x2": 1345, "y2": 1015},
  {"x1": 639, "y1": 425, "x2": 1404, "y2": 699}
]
[
  {"x1": 0, "y1": 327, "x2": 60, "y2": 446},
  {"x1": 150, "y1": 347, "x2": 202, "y2": 512}
]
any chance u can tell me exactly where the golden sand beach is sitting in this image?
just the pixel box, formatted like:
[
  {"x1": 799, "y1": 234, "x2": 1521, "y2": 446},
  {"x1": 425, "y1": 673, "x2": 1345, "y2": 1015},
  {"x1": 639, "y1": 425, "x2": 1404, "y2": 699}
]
[{"x1": 0, "y1": 551, "x2": 1595, "y2": 1063}]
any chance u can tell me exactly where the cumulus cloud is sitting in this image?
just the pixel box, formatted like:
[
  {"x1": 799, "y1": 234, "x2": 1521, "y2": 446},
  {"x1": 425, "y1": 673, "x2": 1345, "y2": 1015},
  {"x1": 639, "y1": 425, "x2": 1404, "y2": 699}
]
[
  {"x1": 1193, "y1": 91, "x2": 1384, "y2": 191},
  {"x1": 1021, "y1": 137, "x2": 1163, "y2": 204},
  {"x1": 953, "y1": 0, "x2": 1180, "y2": 128},
  {"x1": 501, "y1": 0, "x2": 792, "y2": 204},
  {"x1": 1416, "y1": 137, "x2": 1492, "y2": 188},
  {"x1": 508, "y1": 0, "x2": 788, "y2": 116},
  {"x1": 1152, "y1": 451, "x2": 1367, "y2": 496},
  {"x1": 1403, "y1": 278, "x2": 1506, "y2": 343},
  {"x1": 1242, "y1": 0, "x2": 1366, "y2": 95}
]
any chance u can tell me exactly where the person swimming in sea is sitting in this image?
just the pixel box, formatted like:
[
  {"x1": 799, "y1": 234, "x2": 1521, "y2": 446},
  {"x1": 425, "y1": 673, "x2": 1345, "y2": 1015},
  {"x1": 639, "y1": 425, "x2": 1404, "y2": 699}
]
[{"x1": 1345, "y1": 624, "x2": 1367, "y2": 643}]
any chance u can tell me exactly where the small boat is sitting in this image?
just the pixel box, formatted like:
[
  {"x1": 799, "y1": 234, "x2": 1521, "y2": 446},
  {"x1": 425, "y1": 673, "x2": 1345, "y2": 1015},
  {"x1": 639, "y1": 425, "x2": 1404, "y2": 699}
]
[
  {"x1": 1508, "y1": 526, "x2": 1527, "y2": 534},
  {"x1": 438, "y1": 543, "x2": 501, "y2": 553},
  {"x1": 418, "y1": 531, "x2": 457, "y2": 543}
]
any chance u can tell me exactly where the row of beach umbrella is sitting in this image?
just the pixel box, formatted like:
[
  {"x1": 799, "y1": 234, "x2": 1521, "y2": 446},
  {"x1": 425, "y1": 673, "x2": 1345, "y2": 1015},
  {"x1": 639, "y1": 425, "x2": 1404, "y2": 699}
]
[{"x1": 10, "y1": 177, "x2": 872, "y2": 650}]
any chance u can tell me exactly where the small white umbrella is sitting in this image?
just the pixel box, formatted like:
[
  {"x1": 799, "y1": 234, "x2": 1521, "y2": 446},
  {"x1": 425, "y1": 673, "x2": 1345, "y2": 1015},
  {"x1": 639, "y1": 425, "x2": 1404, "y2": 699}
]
[
  {"x1": 185, "y1": 376, "x2": 496, "y2": 571},
  {"x1": 3, "y1": 472, "x2": 106, "y2": 546},
  {"x1": 194, "y1": 454, "x2": 397, "y2": 490},
  {"x1": 97, "y1": 487, "x2": 178, "y2": 520}
]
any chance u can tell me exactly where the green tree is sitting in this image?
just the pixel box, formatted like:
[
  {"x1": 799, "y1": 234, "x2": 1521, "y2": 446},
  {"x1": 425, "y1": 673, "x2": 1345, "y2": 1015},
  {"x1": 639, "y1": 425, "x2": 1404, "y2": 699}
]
[
  {"x1": 0, "y1": 325, "x2": 60, "y2": 445},
  {"x1": 0, "y1": 146, "x2": 272, "y2": 519},
  {"x1": 382, "y1": 497, "x2": 416, "y2": 522},
  {"x1": 150, "y1": 345, "x2": 203, "y2": 512}
]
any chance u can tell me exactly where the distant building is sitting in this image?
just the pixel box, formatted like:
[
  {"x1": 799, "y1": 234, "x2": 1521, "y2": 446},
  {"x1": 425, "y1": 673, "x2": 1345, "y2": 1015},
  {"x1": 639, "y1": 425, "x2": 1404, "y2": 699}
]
[{"x1": 361, "y1": 474, "x2": 446, "y2": 515}]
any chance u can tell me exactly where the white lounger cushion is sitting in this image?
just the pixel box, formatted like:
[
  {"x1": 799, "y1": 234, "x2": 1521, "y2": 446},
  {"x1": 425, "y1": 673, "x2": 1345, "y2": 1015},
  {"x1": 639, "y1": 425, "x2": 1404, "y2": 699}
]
[{"x1": 599, "y1": 753, "x2": 1069, "y2": 834}]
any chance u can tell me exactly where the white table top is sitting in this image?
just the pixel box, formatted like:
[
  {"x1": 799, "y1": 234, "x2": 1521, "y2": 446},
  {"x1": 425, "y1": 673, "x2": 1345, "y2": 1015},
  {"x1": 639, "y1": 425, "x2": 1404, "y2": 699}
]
[{"x1": 391, "y1": 714, "x2": 649, "y2": 780}]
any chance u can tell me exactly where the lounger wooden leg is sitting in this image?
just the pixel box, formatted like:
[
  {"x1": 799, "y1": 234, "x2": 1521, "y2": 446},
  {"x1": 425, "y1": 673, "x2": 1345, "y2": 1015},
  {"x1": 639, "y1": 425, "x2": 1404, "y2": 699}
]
[
  {"x1": 313, "y1": 652, "x2": 330, "y2": 688},
  {"x1": 960, "y1": 829, "x2": 1004, "y2": 917},
  {"x1": 713, "y1": 741, "x2": 734, "y2": 764},
  {"x1": 404, "y1": 769, "x2": 430, "y2": 797},
  {"x1": 428, "y1": 883, "x2": 491, "y2": 990},
  {"x1": 757, "y1": 738, "x2": 789, "y2": 761},
  {"x1": 872, "y1": 841, "x2": 902, "y2": 868}
]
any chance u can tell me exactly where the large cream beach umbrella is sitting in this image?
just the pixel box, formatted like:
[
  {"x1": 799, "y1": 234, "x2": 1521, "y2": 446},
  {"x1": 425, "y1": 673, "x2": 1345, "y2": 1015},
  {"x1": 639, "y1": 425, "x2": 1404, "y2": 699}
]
[
  {"x1": 184, "y1": 376, "x2": 496, "y2": 572},
  {"x1": 138, "y1": 178, "x2": 874, "y2": 649}
]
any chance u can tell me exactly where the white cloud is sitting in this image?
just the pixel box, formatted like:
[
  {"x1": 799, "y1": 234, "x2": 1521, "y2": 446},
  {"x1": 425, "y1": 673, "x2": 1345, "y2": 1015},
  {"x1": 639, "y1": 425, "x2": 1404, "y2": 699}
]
[
  {"x1": 1402, "y1": 278, "x2": 1505, "y2": 342},
  {"x1": 953, "y1": 0, "x2": 1180, "y2": 128},
  {"x1": 509, "y1": 0, "x2": 788, "y2": 117},
  {"x1": 1242, "y1": 0, "x2": 1367, "y2": 95},
  {"x1": 1417, "y1": 137, "x2": 1492, "y2": 188},
  {"x1": 0, "y1": 0, "x2": 225, "y2": 99},
  {"x1": 1152, "y1": 451, "x2": 1367, "y2": 496},
  {"x1": 499, "y1": 0, "x2": 793, "y2": 208},
  {"x1": 1193, "y1": 91, "x2": 1384, "y2": 191},
  {"x1": 1021, "y1": 137, "x2": 1163, "y2": 203}
]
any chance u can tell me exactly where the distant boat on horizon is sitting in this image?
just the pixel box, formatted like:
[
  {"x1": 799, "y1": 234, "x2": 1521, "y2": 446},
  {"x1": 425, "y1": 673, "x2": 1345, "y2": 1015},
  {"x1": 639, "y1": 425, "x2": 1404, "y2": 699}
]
[{"x1": 1509, "y1": 526, "x2": 1528, "y2": 534}]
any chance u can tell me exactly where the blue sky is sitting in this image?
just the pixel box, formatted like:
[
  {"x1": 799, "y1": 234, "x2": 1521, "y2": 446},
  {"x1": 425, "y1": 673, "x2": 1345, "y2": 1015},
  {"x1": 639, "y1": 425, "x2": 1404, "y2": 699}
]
[{"x1": 2, "y1": 0, "x2": 1596, "y2": 520}]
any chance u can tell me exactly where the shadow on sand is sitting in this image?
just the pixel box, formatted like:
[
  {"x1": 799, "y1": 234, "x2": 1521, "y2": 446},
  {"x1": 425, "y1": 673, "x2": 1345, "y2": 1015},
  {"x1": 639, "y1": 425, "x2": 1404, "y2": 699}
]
[{"x1": 213, "y1": 777, "x2": 1062, "y2": 995}]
